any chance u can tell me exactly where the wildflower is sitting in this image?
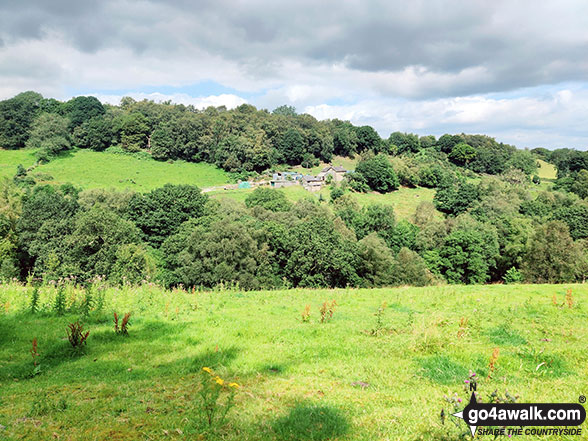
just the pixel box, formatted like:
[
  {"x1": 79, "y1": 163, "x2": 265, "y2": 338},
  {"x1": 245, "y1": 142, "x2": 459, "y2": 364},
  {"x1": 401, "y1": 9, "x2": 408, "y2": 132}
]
[
  {"x1": 228, "y1": 382, "x2": 240, "y2": 389},
  {"x1": 202, "y1": 367, "x2": 212, "y2": 374},
  {"x1": 215, "y1": 377, "x2": 224, "y2": 386}
]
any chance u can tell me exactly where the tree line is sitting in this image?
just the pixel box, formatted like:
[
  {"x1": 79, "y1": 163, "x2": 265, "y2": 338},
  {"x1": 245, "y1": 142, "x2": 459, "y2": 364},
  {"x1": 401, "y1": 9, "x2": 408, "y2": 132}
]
[
  {"x1": 0, "y1": 91, "x2": 542, "y2": 180},
  {"x1": 1, "y1": 175, "x2": 587, "y2": 288},
  {"x1": 1, "y1": 91, "x2": 588, "y2": 288}
]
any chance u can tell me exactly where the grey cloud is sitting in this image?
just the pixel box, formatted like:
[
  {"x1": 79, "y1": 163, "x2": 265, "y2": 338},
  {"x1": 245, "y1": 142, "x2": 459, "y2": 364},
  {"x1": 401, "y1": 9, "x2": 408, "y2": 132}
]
[{"x1": 1, "y1": 0, "x2": 588, "y2": 99}]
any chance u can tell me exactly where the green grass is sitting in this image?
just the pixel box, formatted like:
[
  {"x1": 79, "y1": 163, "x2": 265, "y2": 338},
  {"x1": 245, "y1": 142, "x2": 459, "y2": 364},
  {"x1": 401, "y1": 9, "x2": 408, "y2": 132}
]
[
  {"x1": 1, "y1": 148, "x2": 436, "y2": 219},
  {"x1": 0, "y1": 283, "x2": 586, "y2": 440},
  {"x1": 536, "y1": 159, "x2": 557, "y2": 181},
  {"x1": 0, "y1": 149, "x2": 230, "y2": 191},
  {"x1": 0, "y1": 149, "x2": 38, "y2": 179},
  {"x1": 209, "y1": 185, "x2": 324, "y2": 206},
  {"x1": 210, "y1": 185, "x2": 438, "y2": 220},
  {"x1": 351, "y1": 187, "x2": 438, "y2": 220}
]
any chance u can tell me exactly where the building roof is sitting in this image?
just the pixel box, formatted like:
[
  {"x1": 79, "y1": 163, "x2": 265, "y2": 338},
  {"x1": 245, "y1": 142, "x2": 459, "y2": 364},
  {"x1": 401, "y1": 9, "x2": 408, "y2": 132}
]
[
  {"x1": 320, "y1": 165, "x2": 347, "y2": 173},
  {"x1": 272, "y1": 171, "x2": 302, "y2": 181}
]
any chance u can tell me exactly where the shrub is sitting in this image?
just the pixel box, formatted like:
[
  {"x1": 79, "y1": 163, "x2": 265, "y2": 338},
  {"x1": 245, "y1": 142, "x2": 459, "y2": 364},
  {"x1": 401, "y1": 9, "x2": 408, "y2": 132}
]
[
  {"x1": 114, "y1": 312, "x2": 132, "y2": 335},
  {"x1": 503, "y1": 267, "x2": 522, "y2": 284},
  {"x1": 330, "y1": 187, "x2": 344, "y2": 202},
  {"x1": 346, "y1": 172, "x2": 370, "y2": 193},
  {"x1": 319, "y1": 300, "x2": 337, "y2": 323},
  {"x1": 301, "y1": 305, "x2": 311, "y2": 323},
  {"x1": 67, "y1": 322, "x2": 90, "y2": 350},
  {"x1": 30, "y1": 287, "x2": 40, "y2": 314},
  {"x1": 54, "y1": 286, "x2": 66, "y2": 316},
  {"x1": 301, "y1": 153, "x2": 319, "y2": 169},
  {"x1": 354, "y1": 154, "x2": 399, "y2": 193},
  {"x1": 245, "y1": 187, "x2": 292, "y2": 212}
]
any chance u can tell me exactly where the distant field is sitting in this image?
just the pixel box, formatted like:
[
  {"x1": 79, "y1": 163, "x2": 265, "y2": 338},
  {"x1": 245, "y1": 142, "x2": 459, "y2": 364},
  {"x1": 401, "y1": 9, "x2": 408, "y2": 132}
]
[
  {"x1": 209, "y1": 185, "x2": 322, "y2": 205},
  {"x1": 0, "y1": 283, "x2": 586, "y2": 440},
  {"x1": 0, "y1": 149, "x2": 230, "y2": 191},
  {"x1": 536, "y1": 159, "x2": 557, "y2": 181},
  {"x1": 0, "y1": 149, "x2": 38, "y2": 179},
  {"x1": 352, "y1": 186, "x2": 437, "y2": 220},
  {"x1": 211, "y1": 185, "x2": 438, "y2": 220}
]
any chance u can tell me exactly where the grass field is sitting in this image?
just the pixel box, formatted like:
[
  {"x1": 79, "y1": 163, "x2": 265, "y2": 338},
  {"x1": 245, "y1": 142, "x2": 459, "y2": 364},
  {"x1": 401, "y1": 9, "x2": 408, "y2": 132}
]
[
  {"x1": 210, "y1": 185, "x2": 438, "y2": 221},
  {"x1": 209, "y1": 185, "x2": 323, "y2": 206},
  {"x1": 0, "y1": 149, "x2": 230, "y2": 191},
  {"x1": 0, "y1": 283, "x2": 586, "y2": 440},
  {"x1": 0, "y1": 149, "x2": 38, "y2": 179},
  {"x1": 536, "y1": 159, "x2": 557, "y2": 182},
  {"x1": 0, "y1": 148, "x2": 553, "y2": 221}
]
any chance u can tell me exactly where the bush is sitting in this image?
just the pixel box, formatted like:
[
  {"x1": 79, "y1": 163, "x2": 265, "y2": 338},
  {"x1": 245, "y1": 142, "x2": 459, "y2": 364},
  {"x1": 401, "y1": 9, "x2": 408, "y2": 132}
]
[
  {"x1": 434, "y1": 181, "x2": 479, "y2": 216},
  {"x1": 392, "y1": 248, "x2": 436, "y2": 286},
  {"x1": 503, "y1": 267, "x2": 522, "y2": 284},
  {"x1": 114, "y1": 312, "x2": 131, "y2": 335},
  {"x1": 245, "y1": 188, "x2": 292, "y2": 212},
  {"x1": 330, "y1": 187, "x2": 344, "y2": 202},
  {"x1": 301, "y1": 153, "x2": 319, "y2": 169},
  {"x1": 354, "y1": 154, "x2": 399, "y2": 193},
  {"x1": 346, "y1": 172, "x2": 370, "y2": 193},
  {"x1": 67, "y1": 322, "x2": 89, "y2": 350}
]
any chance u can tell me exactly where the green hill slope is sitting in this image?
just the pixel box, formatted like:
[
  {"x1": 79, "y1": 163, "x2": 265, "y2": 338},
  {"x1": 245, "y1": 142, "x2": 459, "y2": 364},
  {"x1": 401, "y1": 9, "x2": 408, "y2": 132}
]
[
  {"x1": 0, "y1": 283, "x2": 586, "y2": 440},
  {"x1": 0, "y1": 148, "x2": 230, "y2": 191},
  {"x1": 1, "y1": 148, "x2": 439, "y2": 220}
]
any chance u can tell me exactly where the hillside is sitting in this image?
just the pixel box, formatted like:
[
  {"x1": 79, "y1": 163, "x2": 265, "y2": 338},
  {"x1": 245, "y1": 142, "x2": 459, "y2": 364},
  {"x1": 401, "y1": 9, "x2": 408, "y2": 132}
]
[
  {"x1": 0, "y1": 148, "x2": 230, "y2": 191},
  {"x1": 0, "y1": 148, "x2": 439, "y2": 220},
  {"x1": 0, "y1": 283, "x2": 586, "y2": 440},
  {"x1": 209, "y1": 185, "x2": 438, "y2": 220}
]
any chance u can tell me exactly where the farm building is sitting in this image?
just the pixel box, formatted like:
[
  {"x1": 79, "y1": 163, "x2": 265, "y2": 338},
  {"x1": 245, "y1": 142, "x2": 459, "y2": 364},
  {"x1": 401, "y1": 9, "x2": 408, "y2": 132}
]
[
  {"x1": 317, "y1": 165, "x2": 347, "y2": 183},
  {"x1": 302, "y1": 175, "x2": 323, "y2": 192}
]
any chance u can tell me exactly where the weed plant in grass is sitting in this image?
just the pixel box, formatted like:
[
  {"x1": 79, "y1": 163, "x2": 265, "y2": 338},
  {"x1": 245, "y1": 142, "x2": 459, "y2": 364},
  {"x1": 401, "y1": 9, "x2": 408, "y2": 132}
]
[{"x1": 0, "y1": 282, "x2": 586, "y2": 440}]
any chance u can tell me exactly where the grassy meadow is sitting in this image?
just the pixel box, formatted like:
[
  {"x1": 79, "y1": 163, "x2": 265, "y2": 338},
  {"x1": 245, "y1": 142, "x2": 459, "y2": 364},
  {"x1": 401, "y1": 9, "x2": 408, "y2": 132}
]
[
  {"x1": 0, "y1": 283, "x2": 586, "y2": 440},
  {"x1": 536, "y1": 159, "x2": 557, "y2": 181},
  {"x1": 0, "y1": 148, "x2": 555, "y2": 221},
  {"x1": 209, "y1": 185, "x2": 439, "y2": 221},
  {"x1": 0, "y1": 149, "x2": 230, "y2": 191},
  {"x1": 0, "y1": 149, "x2": 38, "y2": 179}
]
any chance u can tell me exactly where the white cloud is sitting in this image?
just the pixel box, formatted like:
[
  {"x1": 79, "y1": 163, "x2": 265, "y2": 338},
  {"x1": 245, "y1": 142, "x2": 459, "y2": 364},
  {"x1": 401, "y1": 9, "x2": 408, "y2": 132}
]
[
  {"x1": 0, "y1": 1, "x2": 588, "y2": 148},
  {"x1": 96, "y1": 92, "x2": 246, "y2": 109},
  {"x1": 304, "y1": 87, "x2": 588, "y2": 149}
]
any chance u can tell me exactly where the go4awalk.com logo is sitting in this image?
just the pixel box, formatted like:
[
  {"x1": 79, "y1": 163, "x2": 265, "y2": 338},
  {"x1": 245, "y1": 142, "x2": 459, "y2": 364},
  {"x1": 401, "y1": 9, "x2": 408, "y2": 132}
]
[{"x1": 452, "y1": 392, "x2": 586, "y2": 437}]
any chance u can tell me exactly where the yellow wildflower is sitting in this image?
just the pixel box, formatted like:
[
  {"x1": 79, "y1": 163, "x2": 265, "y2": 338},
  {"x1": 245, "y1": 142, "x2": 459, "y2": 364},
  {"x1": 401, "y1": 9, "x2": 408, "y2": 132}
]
[
  {"x1": 215, "y1": 377, "x2": 224, "y2": 386},
  {"x1": 228, "y1": 382, "x2": 240, "y2": 389},
  {"x1": 202, "y1": 367, "x2": 212, "y2": 374}
]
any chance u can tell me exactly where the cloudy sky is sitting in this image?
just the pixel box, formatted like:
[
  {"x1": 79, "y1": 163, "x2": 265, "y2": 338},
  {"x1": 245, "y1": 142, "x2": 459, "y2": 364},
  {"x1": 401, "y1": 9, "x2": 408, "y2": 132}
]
[{"x1": 1, "y1": 0, "x2": 587, "y2": 149}]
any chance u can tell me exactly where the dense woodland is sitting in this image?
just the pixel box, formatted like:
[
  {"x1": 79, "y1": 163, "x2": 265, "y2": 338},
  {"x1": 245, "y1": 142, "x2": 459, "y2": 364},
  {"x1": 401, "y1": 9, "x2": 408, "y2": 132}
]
[{"x1": 1, "y1": 91, "x2": 588, "y2": 288}]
